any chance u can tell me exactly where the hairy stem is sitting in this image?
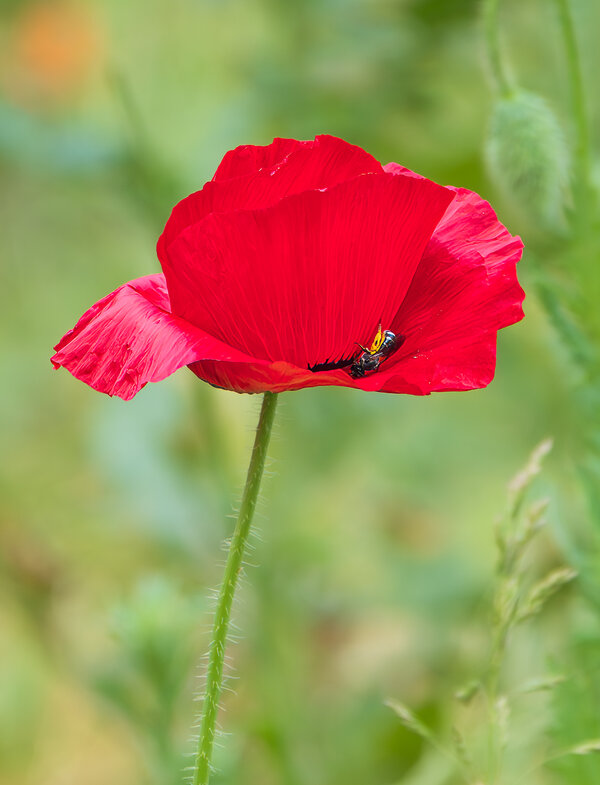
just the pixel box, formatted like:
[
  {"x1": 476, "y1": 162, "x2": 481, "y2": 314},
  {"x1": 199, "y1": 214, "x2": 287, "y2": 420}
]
[
  {"x1": 483, "y1": 0, "x2": 513, "y2": 97},
  {"x1": 193, "y1": 392, "x2": 279, "y2": 785}
]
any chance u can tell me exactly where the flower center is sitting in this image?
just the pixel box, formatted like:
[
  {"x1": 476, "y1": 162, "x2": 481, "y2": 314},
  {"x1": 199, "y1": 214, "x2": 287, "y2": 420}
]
[
  {"x1": 308, "y1": 356, "x2": 355, "y2": 373},
  {"x1": 309, "y1": 324, "x2": 402, "y2": 375}
]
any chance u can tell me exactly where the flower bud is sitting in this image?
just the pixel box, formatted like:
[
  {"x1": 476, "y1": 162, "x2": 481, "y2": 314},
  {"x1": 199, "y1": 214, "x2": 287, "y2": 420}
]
[{"x1": 485, "y1": 91, "x2": 569, "y2": 226}]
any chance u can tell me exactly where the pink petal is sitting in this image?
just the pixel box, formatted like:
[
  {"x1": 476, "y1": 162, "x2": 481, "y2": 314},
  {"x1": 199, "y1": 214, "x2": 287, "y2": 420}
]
[
  {"x1": 51, "y1": 274, "x2": 260, "y2": 400},
  {"x1": 163, "y1": 172, "x2": 454, "y2": 371}
]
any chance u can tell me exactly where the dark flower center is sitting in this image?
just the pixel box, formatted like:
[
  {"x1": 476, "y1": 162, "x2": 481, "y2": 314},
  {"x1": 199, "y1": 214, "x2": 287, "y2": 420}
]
[{"x1": 309, "y1": 356, "x2": 354, "y2": 373}]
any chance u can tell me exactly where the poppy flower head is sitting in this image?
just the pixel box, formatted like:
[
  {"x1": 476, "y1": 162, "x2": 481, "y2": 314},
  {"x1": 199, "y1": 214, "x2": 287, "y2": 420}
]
[{"x1": 52, "y1": 135, "x2": 524, "y2": 399}]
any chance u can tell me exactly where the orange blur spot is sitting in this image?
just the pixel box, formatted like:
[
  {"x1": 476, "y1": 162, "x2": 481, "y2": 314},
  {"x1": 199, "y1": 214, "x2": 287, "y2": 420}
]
[{"x1": 5, "y1": 1, "x2": 102, "y2": 105}]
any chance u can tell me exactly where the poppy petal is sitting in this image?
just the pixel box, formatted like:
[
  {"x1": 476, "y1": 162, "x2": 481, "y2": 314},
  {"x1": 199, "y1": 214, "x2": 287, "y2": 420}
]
[
  {"x1": 157, "y1": 135, "x2": 382, "y2": 266},
  {"x1": 389, "y1": 186, "x2": 524, "y2": 358},
  {"x1": 187, "y1": 357, "x2": 394, "y2": 394},
  {"x1": 377, "y1": 332, "x2": 499, "y2": 394},
  {"x1": 383, "y1": 162, "x2": 422, "y2": 179},
  {"x1": 163, "y1": 171, "x2": 454, "y2": 370},
  {"x1": 189, "y1": 331, "x2": 496, "y2": 396},
  {"x1": 51, "y1": 274, "x2": 261, "y2": 400},
  {"x1": 189, "y1": 358, "x2": 323, "y2": 394},
  {"x1": 212, "y1": 137, "x2": 308, "y2": 181}
]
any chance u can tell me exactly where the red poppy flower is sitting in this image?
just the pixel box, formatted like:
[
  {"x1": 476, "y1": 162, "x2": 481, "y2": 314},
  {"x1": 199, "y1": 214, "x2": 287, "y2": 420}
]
[{"x1": 52, "y1": 135, "x2": 524, "y2": 399}]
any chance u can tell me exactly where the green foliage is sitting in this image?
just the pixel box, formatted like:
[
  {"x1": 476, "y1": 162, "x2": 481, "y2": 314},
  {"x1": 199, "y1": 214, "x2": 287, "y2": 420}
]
[
  {"x1": 388, "y1": 442, "x2": 578, "y2": 785},
  {"x1": 547, "y1": 628, "x2": 600, "y2": 784},
  {"x1": 93, "y1": 577, "x2": 203, "y2": 784}
]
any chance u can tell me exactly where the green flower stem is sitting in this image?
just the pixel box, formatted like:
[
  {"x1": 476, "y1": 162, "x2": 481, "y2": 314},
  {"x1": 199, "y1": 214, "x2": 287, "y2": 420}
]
[
  {"x1": 193, "y1": 391, "x2": 279, "y2": 785},
  {"x1": 555, "y1": 0, "x2": 592, "y2": 197},
  {"x1": 483, "y1": 0, "x2": 513, "y2": 97}
]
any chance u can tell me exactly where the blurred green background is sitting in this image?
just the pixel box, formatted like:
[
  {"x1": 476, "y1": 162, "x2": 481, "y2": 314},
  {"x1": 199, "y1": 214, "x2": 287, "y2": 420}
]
[{"x1": 2, "y1": 1, "x2": 600, "y2": 784}]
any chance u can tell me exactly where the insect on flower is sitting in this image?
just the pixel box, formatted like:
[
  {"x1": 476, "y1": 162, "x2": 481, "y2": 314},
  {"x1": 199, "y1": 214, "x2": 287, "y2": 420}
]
[
  {"x1": 349, "y1": 324, "x2": 403, "y2": 378},
  {"x1": 51, "y1": 134, "x2": 525, "y2": 399}
]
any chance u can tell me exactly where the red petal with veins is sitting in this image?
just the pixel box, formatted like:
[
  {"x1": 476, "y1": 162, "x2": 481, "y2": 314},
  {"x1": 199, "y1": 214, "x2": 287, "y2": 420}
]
[
  {"x1": 377, "y1": 169, "x2": 524, "y2": 394},
  {"x1": 162, "y1": 171, "x2": 453, "y2": 369},
  {"x1": 51, "y1": 274, "x2": 264, "y2": 400},
  {"x1": 53, "y1": 137, "x2": 524, "y2": 399},
  {"x1": 212, "y1": 137, "x2": 308, "y2": 181},
  {"x1": 157, "y1": 135, "x2": 382, "y2": 267}
]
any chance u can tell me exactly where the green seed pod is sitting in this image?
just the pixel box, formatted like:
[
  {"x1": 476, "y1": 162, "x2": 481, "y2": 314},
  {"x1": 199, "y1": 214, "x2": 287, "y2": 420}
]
[{"x1": 485, "y1": 91, "x2": 570, "y2": 226}]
